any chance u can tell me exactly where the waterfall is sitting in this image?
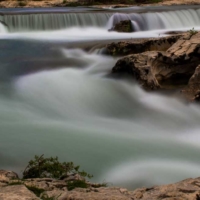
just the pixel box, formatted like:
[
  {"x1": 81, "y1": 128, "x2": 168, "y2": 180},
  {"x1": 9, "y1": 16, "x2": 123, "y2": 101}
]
[
  {"x1": 107, "y1": 8, "x2": 200, "y2": 31},
  {"x1": 0, "y1": 21, "x2": 7, "y2": 33},
  {"x1": 0, "y1": 8, "x2": 200, "y2": 32},
  {"x1": 0, "y1": 13, "x2": 113, "y2": 32}
]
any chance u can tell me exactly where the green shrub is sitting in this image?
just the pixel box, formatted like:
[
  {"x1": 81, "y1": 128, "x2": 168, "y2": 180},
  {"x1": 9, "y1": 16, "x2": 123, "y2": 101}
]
[
  {"x1": 188, "y1": 27, "x2": 198, "y2": 36},
  {"x1": 23, "y1": 155, "x2": 93, "y2": 179}
]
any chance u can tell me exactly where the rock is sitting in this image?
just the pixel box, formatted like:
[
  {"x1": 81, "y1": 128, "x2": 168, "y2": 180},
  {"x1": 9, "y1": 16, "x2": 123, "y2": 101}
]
[
  {"x1": 45, "y1": 187, "x2": 134, "y2": 200},
  {"x1": 0, "y1": 185, "x2": 39, "y2": 200},
  {"x1": 106, "y1": 34, "x2": 182, "y2": 56},
  {"x1": 112, "y1": 32, "x2": 200, "y2": 91},
  {"x1": 112, "y1": 51, "x2": 160, "y2": 89},
  {"x1": 63, "y1": 173, "x2": 85, "y2": 182},
  {"x1": 0, "y1": 170, "x2": 18, "y2": 184},
  {"x1": 132, "y1": 177, "x2": 200, "y2": 200},
  {"x1": 37, "y1": 177, "x2": 200, "y2": 200},
  {"x1": 109, "y1": 20, "x2": 133, "y2": 33},
  {"x1": 182, "y1": 65, "x2": 200, "y2": 101},
  {"x1": 2, "y1": 169, "x2": 200, "y2": 200},
  {"x1": 24, "y1": 178, "x2": 67, "y2": 191}
]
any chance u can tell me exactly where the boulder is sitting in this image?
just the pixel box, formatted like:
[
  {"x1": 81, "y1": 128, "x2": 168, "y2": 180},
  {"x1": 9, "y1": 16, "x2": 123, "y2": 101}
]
[
  {"x1": 0, "y1": 185, "x2": 39, "y2": 200},
  {"x1": 112, "y1": 51, "x2": 159, "y2": 89},
  {"x1": 0, "y1": 170, "x2": 18, "y2": 186},
  {"x1": 107, "y1": 34, "x2": 182, "y2": 56},
  {"x1": 112, "y1": 32, "x2": 200, "y2": 91},
  {"x1": 109, "y1": 20, "x2": 133, "y2": 33}
]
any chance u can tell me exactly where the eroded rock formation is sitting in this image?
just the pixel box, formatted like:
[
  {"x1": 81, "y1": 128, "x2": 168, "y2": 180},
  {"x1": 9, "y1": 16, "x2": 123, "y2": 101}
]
[
  {"x1": 107, "y1": 34, "x2": 182, "y2": 56},
  {"x1": 112, "y1": 31, "x2": 200, "y2": 100}
]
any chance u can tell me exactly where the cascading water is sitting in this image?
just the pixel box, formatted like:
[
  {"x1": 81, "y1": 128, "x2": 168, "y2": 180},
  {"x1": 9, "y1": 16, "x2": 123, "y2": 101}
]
[
  {"x1": 0, "y1": 21, "x2": 7, "y2": 33},
  {"x1": 1, "y1": 5, "x2": 200, "y2": 190},
  {"x1": 0, "y1": 7, "x2": 200, "y2": 32},
  {"x1": 0, "y1": 12, "x2": 113, "y2": 31},
  {"x1": 107, "y1": 8, "x2": 200, "y2": 31}
]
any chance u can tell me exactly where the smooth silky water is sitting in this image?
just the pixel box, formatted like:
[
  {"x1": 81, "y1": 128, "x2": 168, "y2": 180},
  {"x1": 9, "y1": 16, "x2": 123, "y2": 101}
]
[{"x1": 1, "y1": 5, "x2": 200, "y2": 189}]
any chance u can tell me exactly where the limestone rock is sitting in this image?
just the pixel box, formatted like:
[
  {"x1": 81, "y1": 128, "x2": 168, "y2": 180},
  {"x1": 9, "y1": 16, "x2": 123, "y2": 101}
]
[
  {"x1": 112, "y1": 32, "x2": 200, "y2": 91},
  {"x1": 0, "y1": 185, "x2": 39, "y2": 200},
  {"x1": 107, "y1": 34, "x2": 182, "y2": 56},
  {"x1": 132, "y1": 177, "x2": 200, "y2": 200},
  {"x1": 0, "y1": 170, "x2": 18, "y2": 185},
  {"x1": 39, "y1": 177, "x2": 200, "y2": 200},
  {"x1": 45, "y1": 187, "x2": 135, "y2": 200},
  {"x1": 24, "y1": 178, "x2": 67, "y2": 191}
]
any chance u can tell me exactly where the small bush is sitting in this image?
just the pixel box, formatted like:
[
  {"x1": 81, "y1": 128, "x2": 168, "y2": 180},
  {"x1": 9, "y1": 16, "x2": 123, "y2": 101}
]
[
  {"x1": 188, "y1": 27, "x2": 198, "y2": 36},
  {"x1": 23, "y1": 155, "x2": 93, "y2": 180}
]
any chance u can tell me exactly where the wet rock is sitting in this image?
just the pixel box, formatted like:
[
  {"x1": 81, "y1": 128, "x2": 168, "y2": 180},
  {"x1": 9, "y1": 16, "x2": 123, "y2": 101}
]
[
  {"x1": 112, "y1": 51, "x2": 160, "y2": 89},
  {"x1": 107, "y1": 34, "x2": 182, "y2": 56},
  {"x1": 112, "y1": 32, "x2": 200, "y2": 91},
  {"x1": 109, "y1": 20, "x2": 133, "y2": 33},
  {"x1": 182, "y1": 65, "x2": 200, "y2": 101},
  {"x1": 0, "y1": 185, "x2": 39, "y2": 200}
]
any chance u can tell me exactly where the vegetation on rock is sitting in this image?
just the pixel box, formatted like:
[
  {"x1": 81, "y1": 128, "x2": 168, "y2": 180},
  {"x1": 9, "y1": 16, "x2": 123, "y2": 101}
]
[{"x1": 23, "y1": 155, "x2": 93, "y2": 179}]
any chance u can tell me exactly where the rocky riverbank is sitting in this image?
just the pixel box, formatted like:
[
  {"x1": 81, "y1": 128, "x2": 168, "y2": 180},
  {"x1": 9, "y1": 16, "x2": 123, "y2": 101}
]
[{"x1": 1, "y1": 170, "x2": 200, "y2": 200}]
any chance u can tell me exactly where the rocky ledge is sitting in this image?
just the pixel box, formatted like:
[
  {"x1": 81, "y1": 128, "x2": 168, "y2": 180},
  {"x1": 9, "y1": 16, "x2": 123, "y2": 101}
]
[
  {"x1": 1, "y1": 170, "x2": 200, "y2": 200},
  {"x1": 110, "y1": 31, "x2": 200, "y2": 101}
]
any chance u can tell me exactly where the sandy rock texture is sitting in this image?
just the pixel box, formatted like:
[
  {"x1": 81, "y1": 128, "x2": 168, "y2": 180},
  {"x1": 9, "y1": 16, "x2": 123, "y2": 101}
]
[
  {"x1": 0, "y1": 185, "x2": 39, "y2": 200},
  {"x1": 1, "y1": 170, "x2": 200, "y2": 199}
]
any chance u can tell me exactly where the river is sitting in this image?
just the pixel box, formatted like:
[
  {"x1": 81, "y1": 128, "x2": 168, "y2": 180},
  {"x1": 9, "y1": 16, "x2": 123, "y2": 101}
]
[{"x1": 1, "y1": 5, "x2": 200, "y2": 189}]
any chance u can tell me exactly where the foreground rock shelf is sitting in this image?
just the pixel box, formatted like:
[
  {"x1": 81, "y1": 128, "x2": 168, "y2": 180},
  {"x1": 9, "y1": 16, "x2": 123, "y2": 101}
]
[
  {"x1": 1, "y1": 170, "x2": 200, "y2": 200},
  {"x1": 110, "y1": 31, "x2": 200, "y2": 101}
]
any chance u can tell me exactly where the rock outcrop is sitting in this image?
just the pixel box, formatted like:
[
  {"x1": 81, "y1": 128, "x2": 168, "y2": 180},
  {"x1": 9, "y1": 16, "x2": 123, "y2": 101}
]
[
  {"x1": 107, "y1": 34, "x2": 182, "y2": 56},
  {"x1": 109, "y1": 20, "x2": 133, "y2": 33},
  {"x1": 112, "y1": 31, "x2": 200, "y2": 98},
  {"x1": 0, "y1": 185, "x2": 39, "y2": 200},
  {"x1": 2, "y1": 170, "x2": 200, "y2": 199},
  {"x1": 182, "y1": 65, "x2": 200, "y2": 101}
]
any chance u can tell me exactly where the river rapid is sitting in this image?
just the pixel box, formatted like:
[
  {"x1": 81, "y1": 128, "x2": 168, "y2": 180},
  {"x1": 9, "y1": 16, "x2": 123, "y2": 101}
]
[{"x1": 1, "y1": 5, "x2": 200, "y2": 189}]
